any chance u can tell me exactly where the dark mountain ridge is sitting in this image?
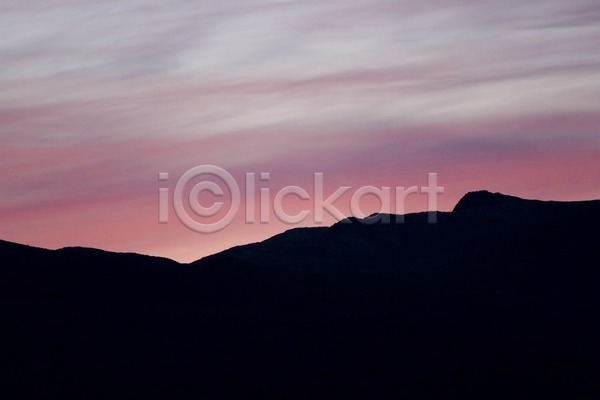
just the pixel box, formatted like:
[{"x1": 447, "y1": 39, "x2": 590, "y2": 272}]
[{"x1": 1, "y1": 191, "x2": 599, "y2": 399}]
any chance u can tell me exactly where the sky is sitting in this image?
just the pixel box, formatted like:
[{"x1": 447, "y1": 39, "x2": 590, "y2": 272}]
[{"x1": 1, "y1": 0, "x2": 599, "y2": 262}]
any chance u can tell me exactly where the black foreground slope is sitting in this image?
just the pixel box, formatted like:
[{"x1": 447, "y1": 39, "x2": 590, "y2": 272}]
[{"x1": 2, "y1": 191, "x2": 600, "y2": 399}]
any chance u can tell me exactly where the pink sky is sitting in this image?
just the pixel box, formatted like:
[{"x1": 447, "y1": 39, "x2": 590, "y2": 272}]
[{"x1": 1, "y1": 0, "x2": 599, "y2": 262}]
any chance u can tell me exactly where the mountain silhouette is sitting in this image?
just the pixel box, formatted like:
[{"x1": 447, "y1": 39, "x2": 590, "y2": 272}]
[{"x1": 1, "y1": 191, "x2": 599, "y2": 399}]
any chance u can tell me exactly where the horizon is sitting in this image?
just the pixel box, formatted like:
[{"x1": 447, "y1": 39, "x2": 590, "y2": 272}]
[
  {"x1": 3, "y1": 189, "x2": 599, "y2": 264},
  {"x1": 1, "y1": 0, "x2": 600, "y2": 263}
]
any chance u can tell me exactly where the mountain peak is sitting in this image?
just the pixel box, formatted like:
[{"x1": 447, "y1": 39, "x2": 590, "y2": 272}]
[{"x1": 452, "y1": 190, "x2": 529, "y2": 214}]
